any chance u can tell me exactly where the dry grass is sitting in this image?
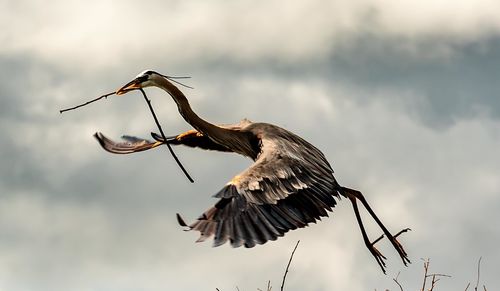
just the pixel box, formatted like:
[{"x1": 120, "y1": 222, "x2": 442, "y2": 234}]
[
  {"x1": 381, "y1": 257, "x2": 487, "y2": 291},
  {"x1": 390, "y1": 258, "x2": 452, "y2": 291},
  {"x1": 216, "y1": 246, "x2": 488, "y2": 291}
]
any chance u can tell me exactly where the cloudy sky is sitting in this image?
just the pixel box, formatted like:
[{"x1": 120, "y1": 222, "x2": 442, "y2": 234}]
[{"x1": 1, "y1": 0, "x2": 500, "y2": 290}]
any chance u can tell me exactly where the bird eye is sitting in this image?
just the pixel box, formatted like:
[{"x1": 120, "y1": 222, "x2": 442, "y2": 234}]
[{"x1": 137, "y1": 75, "x2": 148, "y2": 83}]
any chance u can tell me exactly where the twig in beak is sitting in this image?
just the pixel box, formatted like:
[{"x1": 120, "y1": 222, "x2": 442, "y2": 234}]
[
  {"x1": 139, "y1": 88, "x2": 194, "y2": 183},
  {"x1": 59, "y1": 91, "x2": 116, "y2": 114},
  {"x1": 159, "y1": 74, "x2": 194, "y2": 89}
]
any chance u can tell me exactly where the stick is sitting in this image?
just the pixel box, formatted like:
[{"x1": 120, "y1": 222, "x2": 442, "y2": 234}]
[
  {"x1": 475, "y1": 257, "x2": 482, "y2": 291},
  {"x1": 139, "y1": 88, "x2": 194, "y2": 183},
  {"x1": 281, "y1": 240, "x2": 300, "y2": 291},
  {"x1": 60, "y1": 91, "x2": 116, "y2": 113},
  {"x1": 393, "y1": 272, "x2": 404, "y2": 291},
  {"x1": 421, "y1": 258, "x2": 430, "y2": 291}
]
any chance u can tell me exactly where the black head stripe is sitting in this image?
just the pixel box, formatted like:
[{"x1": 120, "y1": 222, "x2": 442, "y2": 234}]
[{"x1": 136, "y1": 75, "x2": 148, "y2": 83}]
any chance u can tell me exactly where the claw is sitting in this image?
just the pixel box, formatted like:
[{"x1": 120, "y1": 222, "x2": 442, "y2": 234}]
[
  {"x1": 387, "y1": 228, "x2": 411, "y2": 265},
  {"x1": 368, "y1": 244, "x2": 387, "y2": 274},
  {"x1": 395, "y1": 228, "x2": 411, "y2": 238},
  {"x1": 372, "y1": 228, "x2": 411, "y2": 267}
]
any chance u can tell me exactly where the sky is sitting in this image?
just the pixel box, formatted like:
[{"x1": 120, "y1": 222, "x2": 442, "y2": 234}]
[{"x1": 1, "y1": 0, "x2": 500, "y2": 290}]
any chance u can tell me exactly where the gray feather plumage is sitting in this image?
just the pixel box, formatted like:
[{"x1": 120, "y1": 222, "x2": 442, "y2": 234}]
[{"x1": 186, "y1": 121, "x2": 340, "y2": 248}]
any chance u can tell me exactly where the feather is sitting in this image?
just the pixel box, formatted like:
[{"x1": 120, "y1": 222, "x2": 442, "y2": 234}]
[{"x1": 177, "y1": 122, "x2": 340, "y2": 248}]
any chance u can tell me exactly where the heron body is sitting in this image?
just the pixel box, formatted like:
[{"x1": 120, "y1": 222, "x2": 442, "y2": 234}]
[{"x1": 94, "y1": 70, "x2": 410, "y2": 273}]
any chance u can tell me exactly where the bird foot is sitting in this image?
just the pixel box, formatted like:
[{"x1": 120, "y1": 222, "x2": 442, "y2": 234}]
[
  {"x1": 367, "y1": 240, "x2": 388, "y2": 274},
  {"x1": 389, "y1": 228, "x2": 411, "y2": 265},
  {"x1": 361, "y1": 230, "x2": 409, "y2": 274},
  {"x1": 372, "y1": 228, "x2": 411, "y2": 267}
]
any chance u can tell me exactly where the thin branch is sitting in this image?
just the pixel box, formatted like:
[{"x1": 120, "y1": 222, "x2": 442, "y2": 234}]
[
  {"x1": 392, "y1": 271, "x2": 404, "y2": 291},
  {"x1": 429, "y1": 274, "x2": 440, "y2": 291},
  {"x1": 258, "y1": 280, "x2": 272, "y2": 291},
  {"x1": 475, "y1": 257, "x2": 482, "y2": 291},
  {"x1": 427, "y1": 274, "x2": 451, "y2": 278},
  {"x1": 281, "y1": 240, "x2": 300, "y2": 291},
  {"x1": 59, "y1": 91, "x2": 116, "y2": 113},
  {"x1": 426, "y1": 274, "x2": 451, "y2": 278},
  {"x1": 421, "y1": 258, "x2": 430, "y2": 291},
  {"x1": 419, "y1": 258, "x2": 450, "y2": 291},
  {"x1": 139, "y1": 88, "x2": 194, "y2": 183}
]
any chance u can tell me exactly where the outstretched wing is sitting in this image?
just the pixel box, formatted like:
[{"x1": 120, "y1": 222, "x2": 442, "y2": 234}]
[
  {"x1": 183, "y1": 123, "x2": 340, "y2": 248},
  {"x1": 94, "y1": 120, "x2": 253, "y2": 154},
  {"x1": 94, "y1": 130, "x2": 231, "y2": 154}
]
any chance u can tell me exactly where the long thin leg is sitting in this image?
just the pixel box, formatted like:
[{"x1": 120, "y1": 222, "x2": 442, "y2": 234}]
[
  {"x1": 343, "y1": 187, "x2": 411, "y2": 266},
  {"x1": 348, "y1": 195, "x2": 388, "y2": 273}
]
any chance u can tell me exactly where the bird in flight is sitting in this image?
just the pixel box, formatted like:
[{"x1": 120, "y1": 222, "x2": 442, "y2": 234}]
[{"x1": 94, "y1": 70, "x2": 410, "y2": 273}]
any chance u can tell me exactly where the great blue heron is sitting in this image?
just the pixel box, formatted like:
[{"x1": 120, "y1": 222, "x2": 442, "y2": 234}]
[{"x1": 94, "y1": 70, "x2": 410, "y2": 273}]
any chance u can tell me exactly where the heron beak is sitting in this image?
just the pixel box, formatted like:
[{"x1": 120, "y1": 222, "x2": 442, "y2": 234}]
[{"x1": 116, "y1": 78, "x2": 142, "y2": 95}]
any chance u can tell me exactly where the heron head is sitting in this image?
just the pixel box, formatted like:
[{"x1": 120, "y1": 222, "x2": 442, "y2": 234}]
[{"x1": 116, "y1": 70, "x2": 162, "y2": 95}]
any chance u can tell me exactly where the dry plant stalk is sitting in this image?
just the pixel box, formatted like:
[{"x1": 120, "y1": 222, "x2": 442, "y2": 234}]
[
  {"x1": 392, "y1": 271, "x2": 404, "y2": 291},
  {"x1": 420, "y1": 258, "x2": 451, "y2": 291},
  {"x1": 465, "y1": 257, "x2": 487, "y2": 291},
  {"x1": 281, "y1": 240, "x2": 300, "y2": 291},
  {"x1": 216, "y1": 241, "x2": 300, "y2": 291}
]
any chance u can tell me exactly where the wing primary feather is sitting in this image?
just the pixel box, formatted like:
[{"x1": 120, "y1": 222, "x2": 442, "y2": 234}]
[
  {"x1": 240, "y1": 212, "x2": 259, "y2": 248},
  {"x1": 270, "y1": 205, "x2": 301, "y2": 230},
  {"x1": 176, "y1": 213, "x2": 189, "y2": 227},
  {"x1": 194, "y1": 221, "x2": 210, "y2": 242},
  {"x1": 213, "y1": 219, "x2": 229, "y2": 247},
  {"x1": 280, "y1": 202, "x2": 307, "y2": 225},
  {"x1": 257, "y1": 206, "x2": 288, "y2": 233},
  {"x1": 196, "y1": 221, "x2": 216, "y2": 243},
  {"x1": 230, "y1": 216, "x2": 244, "y2": 248},
  {"x1": 233, "y1": 214, "x2": 250, "y2": 248},
  {"x1": 150, "y1": 132, "x2": 177, "y2": 142},
  {"x1": 250, "y1": 207, "x2": 280, "y2": 240},
  {"x1": 247, "y1": 207, "x2": 273, "y2": 244}
]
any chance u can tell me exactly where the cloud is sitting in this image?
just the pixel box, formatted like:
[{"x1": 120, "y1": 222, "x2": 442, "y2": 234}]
[
  {"x1": 3, "y1": 0, "x2": 500, "y2": 69},
  {"x1": 1, "y1": 1, "x2": 500, "y2": 290},
  {"x1": 2, "y1": 62, "x2": 499, "y2": 290}
]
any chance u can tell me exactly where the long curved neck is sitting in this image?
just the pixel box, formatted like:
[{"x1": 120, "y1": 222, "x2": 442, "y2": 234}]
[
  {"x1": 156, "y1": 77, "x2": 257, "y2": 158},
  {"x1": 156, "y1": 77, "x2": 217, "y2": 134}
]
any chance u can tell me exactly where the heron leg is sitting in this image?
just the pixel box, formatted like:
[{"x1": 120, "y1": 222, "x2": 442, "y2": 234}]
[
  {"x1": 344, "y1": 187, "x2": 411, "y2": 266},
  {"x1": 348, "y1": 195, "x2": 387, "y2": 274}
]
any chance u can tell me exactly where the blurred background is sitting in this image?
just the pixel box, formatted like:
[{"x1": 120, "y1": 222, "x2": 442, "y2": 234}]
[{"x1": 1, "y1": 0, "x2": 499, "y2": 290}]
